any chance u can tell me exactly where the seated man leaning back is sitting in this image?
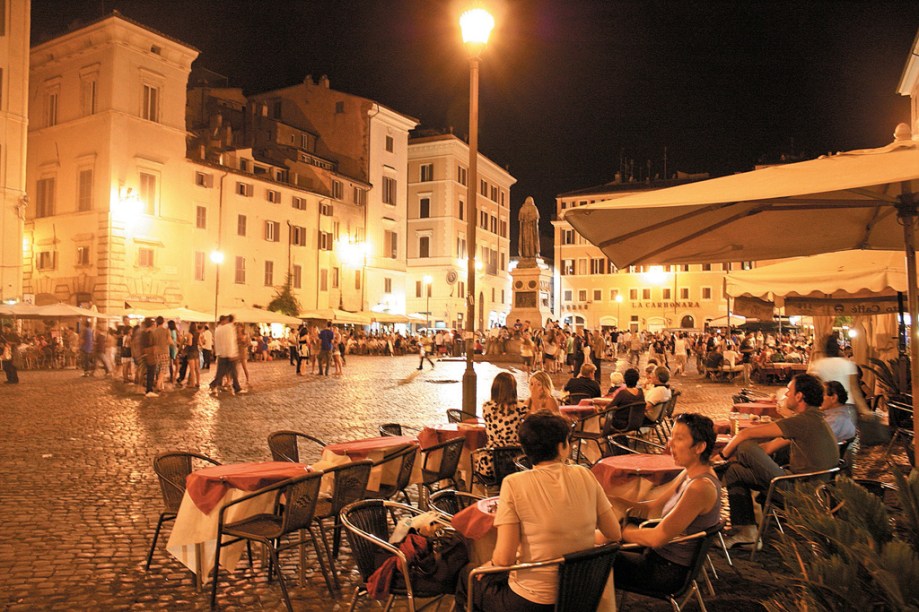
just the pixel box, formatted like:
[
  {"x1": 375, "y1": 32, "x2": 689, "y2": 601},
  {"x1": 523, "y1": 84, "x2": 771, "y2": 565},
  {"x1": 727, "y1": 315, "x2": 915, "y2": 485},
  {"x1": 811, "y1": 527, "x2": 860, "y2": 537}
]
[{"x1": 717, "y1": 373, "x2": 838, "y2": 549}]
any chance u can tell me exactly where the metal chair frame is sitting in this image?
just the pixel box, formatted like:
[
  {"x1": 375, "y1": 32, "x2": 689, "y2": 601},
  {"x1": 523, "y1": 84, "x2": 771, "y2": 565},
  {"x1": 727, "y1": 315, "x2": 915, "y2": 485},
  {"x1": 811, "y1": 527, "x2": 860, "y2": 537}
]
[
  {"x1": 267, "y1": 430, "x2": 327, "y2": 463},
  {"x1": 146, "y1": 451, "x2": 220, "y2": 571},
  {"x1": 446, "y1": 409, "x2": 464, "y2": 424},
  {"x1": 419, "y1": 437, "x2": 466, "y2": 501},
  {"x1": 368, "y1": 443, "x2": 418, "y2": 505},
  {"x1": 465, "y1": 542, "x2": 620, "y2": 612},
  {"x1": 471, "y1": 445, "x2": 524, "y2": 493},
  {"x1": 428, "y1": 489, "x2": 485, "y2": 518},
  {"x1": 750, "y1": 464, "x2": 841, "y2": 560},
  {"x1": 314, "y1": 460, "x2": 373, "y2": 575},
  {"x1": 209, "y1": 471, "x2": 332, "y2": 610},
  {"x1": 617, "y1": 522, "x2": 724, "y2": 612},
  {"x1": 341, "y1": 499, "x2": 453, "y2": 612}
]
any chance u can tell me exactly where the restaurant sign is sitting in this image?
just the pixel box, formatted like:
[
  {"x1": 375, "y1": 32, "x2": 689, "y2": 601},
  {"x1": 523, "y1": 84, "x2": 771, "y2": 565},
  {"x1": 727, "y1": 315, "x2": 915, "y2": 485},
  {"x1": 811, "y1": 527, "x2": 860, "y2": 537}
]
[
  {"x1": 784, "y1": 297, "x2": 900, "y2": 316},
  {"x1": 733, "y1": 296, "x2": 775, "y2": 320},
  {"x1": 630, "y1": 301, "x2": 701, "y2": 309}
]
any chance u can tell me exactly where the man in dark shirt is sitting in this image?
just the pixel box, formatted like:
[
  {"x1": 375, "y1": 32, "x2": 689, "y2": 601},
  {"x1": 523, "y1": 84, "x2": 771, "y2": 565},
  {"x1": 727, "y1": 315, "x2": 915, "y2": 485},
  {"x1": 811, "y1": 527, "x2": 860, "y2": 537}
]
[
  {"x1": 718, "y1": 373, "x2": 838, "y2": 549},
  {"x1": 317, "y1": 323, "x2": 334, "y2": 376},
  {"x1": 563, "y1": 362, "x2": 602, "y2": 402}
]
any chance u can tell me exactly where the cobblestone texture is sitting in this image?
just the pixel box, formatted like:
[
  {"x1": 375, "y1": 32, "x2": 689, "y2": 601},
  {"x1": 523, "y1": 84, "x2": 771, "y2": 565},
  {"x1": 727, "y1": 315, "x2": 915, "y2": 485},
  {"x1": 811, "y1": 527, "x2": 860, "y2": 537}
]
[{"x1": 0, "y1": 354, "x2": 894, "y2": 610}]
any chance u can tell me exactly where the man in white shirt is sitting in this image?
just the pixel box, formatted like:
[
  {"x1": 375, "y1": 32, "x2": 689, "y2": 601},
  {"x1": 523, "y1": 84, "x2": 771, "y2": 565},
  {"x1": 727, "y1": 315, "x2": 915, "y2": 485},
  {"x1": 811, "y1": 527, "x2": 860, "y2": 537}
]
[{"x1": 209, "y1": 315, "x2": 244, "y2": 396}]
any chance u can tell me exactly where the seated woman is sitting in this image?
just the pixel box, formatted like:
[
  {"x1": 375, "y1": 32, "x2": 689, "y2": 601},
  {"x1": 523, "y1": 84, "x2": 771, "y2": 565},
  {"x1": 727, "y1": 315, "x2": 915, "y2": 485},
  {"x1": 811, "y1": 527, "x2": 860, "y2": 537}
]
[
  {"x1": 524, "y1": 371, "x2": 560, "y2": 416},
  {"x1": 606, "y1": 371, "x2": 625, "y2": 397},
  {"x1": 457, "y1": 411, "x2": 621, "y2": 611},
  {"x1": 821, "y1": 380, "x2": 857, "y2": 443},
  {"x1": 475, "y1": 372, "x2": 528, "y2": 479},
  {"x1": 602, "y1": 368, "x2": 645, "y2": 433},
  {"x1": 610, "y1": 413, "x2": 721, "y2": 594}
]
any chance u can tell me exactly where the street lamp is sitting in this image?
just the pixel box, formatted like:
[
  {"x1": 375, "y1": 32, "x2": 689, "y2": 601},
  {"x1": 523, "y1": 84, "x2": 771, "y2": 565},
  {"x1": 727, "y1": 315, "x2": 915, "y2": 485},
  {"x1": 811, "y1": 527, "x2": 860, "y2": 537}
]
[
  {"x1": 460, "y1": 6, "x2": 494, "y2": 419},
  {"x1": 210, "y1": 250, "x2": 224, "y2": 321},
  {"x1": 423, "y1": 274, "x2": 433, "y2": 330}
]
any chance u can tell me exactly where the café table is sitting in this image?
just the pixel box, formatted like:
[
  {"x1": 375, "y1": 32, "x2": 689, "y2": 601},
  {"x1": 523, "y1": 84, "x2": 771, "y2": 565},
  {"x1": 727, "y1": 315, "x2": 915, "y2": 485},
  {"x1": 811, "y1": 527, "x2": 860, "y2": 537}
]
[
  {"x1": 166, "y1": 461, "x2": 313, "y2": 587},
  {"x1": 732, "y1": 401, "x2": 782, "y2": 420},
  {"x1": 418, "y1": 423, "x2": 487, "y2": 490},
  {"x1": 591, "y1": 453, "x2": 684, "y2": 501},
  {"x1": 451, "y1": 496, "x2": 618, "y2": 609},
  {"x1": 319, "y1": 435, "x2": 420, "y2": 491}
]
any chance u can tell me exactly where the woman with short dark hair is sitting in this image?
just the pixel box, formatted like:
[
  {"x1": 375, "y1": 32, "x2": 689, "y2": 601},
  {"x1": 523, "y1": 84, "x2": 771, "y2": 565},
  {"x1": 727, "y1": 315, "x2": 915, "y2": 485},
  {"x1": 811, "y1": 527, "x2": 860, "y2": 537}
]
[
  {"x1": 457, "y1": 411, "x2": 621, "y2": 611},
  {"x1": 612, "y1": 412, "x2": 721, "y2": 594}
]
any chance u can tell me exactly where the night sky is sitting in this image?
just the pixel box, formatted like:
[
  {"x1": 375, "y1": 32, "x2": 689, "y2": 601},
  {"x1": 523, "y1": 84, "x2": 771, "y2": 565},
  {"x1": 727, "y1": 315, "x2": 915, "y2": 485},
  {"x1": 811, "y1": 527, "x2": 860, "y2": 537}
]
[{"x1": 31, "y1": 0, "x2": 919, "y2": 246}]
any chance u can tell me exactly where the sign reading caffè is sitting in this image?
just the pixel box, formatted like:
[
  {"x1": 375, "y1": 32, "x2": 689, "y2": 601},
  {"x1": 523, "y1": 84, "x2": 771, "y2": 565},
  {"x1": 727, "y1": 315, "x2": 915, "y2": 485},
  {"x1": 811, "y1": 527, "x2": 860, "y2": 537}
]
[{"x1": 631, "y1": 301, "x2": 701, "y2": 309}]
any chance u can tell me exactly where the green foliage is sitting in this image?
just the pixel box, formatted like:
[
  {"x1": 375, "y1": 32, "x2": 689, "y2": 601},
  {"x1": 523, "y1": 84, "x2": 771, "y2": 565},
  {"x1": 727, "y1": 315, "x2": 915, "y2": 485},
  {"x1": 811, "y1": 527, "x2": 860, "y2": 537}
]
[
  {"x1": 763, "y1": 474, "x2": 919, "y2": 612},
  {"x1": 266, "y1": 276, "x2": 301, "y2": 317},
  {"x1": 866, "y1": 356, "x2": 911, "y2": 398}
]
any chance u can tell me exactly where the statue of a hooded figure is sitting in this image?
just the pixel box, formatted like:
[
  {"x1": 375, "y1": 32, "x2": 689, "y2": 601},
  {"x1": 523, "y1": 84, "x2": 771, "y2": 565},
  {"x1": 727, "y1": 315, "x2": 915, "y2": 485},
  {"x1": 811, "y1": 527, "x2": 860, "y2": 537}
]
[{"x1": 518, "y1": 196, "x2": 541, "y2": 262}]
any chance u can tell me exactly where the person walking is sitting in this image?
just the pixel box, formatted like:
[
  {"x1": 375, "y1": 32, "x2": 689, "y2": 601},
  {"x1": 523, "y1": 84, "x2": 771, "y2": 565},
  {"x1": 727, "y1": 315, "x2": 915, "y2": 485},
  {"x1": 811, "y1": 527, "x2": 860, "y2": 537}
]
[
  {"x1": 140, "y1": 318, "x2": 158, "y2": 397},
  {"x1": 209, "y1": 315, "x2": 244, "y2": 396},
  {"x1": 80, "y1": 319, "x2": 95, "y2": 377},
  {"x1": 295, "y1": 324, "x2": 310, "y2": 375},
  {"x1": 417, "y1": 333, "x2": 435, "y2": 370}
]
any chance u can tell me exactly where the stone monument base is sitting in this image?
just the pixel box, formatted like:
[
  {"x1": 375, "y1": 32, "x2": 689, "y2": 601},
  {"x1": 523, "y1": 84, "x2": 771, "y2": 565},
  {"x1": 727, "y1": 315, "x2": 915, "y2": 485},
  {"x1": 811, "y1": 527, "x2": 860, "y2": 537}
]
[{"x1": 506, "y1": 259, "x2": 553, "y2": 330}]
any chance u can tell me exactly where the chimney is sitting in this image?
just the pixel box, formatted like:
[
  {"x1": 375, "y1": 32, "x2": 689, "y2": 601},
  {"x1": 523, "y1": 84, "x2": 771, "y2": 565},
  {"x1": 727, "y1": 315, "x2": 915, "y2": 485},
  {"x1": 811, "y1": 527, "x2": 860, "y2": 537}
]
[{"x1": 320, "y1": 75, "x2": 330, "y2": 88}]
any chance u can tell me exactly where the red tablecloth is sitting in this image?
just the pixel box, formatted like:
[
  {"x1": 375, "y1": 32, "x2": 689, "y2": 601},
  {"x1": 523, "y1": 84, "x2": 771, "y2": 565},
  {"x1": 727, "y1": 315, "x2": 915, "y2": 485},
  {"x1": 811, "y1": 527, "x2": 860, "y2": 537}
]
[
  {"x1": 324, "y1": 435, "x2": 417, "y2": 460},
  {"x1": 591, "y1": 454, "x2": 683, "y2": 490},
  {"x1": 452, "y1": 497, "x2": 499, "y2": 540},
  {"x1": 560, "y1": 405, "x2": 597, "y2": 419},
  {"x1": 418, "y1": 423, "x2": 487, "y2": 452},
  {"x1": 186, "y1": 461, "x2": 312, "y2": 515}
]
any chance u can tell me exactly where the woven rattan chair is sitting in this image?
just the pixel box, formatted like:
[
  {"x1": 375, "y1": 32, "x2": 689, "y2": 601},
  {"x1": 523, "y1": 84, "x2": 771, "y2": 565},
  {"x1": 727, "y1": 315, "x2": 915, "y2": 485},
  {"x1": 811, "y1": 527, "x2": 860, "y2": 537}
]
[
  {"x1": 210, "y1": 471, "x2": 332, "y2": 610},
  {"x1": 446, "y1": 409, "x2": 464, "y2": 424},
  {"x1": 379, "y1": 423, "x2": 403, "y2": 437},
  {"x1": 428, "y1": 489, "x2": 484, "y2": 518},
  {"x1": 750, "y1": 464, "x2": 841, "y2": 560},
  {"x1": 341, "y1": 499, "x2": 453, "y2": 612},
  {"x1": 267, "y1": 430, "x2": 327, "y2": 464},
  {"x1": 146, "y1": 451, "x2": 221, "y2": 571},
  {"x1": 471, "y1": 445, "x2": 523, "y2": 493},
  {"x1": 419, "y1": 437, "x2": 466, "y2": 500},
  {"x1": 313, "y1": 460, "x2": 373, "y2": 572},
  {"x1": 571, "y1": 401, "x2": 646, "y2": 464},
  {"x1": 367, "y1": 443, "x2": 417, "y2": 504},
  {"x1": 465, "y1": 542, "x2": 620, "y2": 612},
  {"x1": 617, "y1": 522, "x2": 724, "y2": 611}
]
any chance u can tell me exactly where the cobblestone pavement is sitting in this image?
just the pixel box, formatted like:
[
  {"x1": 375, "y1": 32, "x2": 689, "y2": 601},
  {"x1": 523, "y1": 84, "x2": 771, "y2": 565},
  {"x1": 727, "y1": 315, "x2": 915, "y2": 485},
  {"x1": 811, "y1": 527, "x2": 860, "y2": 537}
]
[{"x1": 0, "y1": 354, "x2": 871, "y2": 611}]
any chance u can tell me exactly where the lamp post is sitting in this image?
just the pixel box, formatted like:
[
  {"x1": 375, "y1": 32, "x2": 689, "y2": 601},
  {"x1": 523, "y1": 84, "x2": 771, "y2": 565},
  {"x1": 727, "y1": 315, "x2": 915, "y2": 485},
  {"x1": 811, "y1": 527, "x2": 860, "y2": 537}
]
[
  {"x1": 423, "y1": 275, "x2": 433, "y2": 330},
  {"x1": 210, "y1": 250, "x2": 224, "y2": 321},
  {"x1": 460, "y1": 6, "x2": 494, "y2": 420}
]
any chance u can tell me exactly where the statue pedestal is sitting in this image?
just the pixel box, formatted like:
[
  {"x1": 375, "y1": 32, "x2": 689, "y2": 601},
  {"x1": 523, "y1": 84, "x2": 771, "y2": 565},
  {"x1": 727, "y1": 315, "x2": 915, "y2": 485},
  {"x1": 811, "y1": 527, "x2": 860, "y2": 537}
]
[{"x1": 506, "y1": 259, "x2": 553, "y2": 329}]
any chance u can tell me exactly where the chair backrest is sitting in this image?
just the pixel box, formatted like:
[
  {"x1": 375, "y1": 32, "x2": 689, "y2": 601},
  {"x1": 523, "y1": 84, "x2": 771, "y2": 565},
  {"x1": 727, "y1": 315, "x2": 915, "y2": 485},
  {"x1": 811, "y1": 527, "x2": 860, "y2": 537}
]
[
  {"x1": 646, "y1": 401, "x2": 667, "y2": 424},
  {"x1": 664, "y1": 391, "x2": 681, "y2": 419},
  {"x1": 514, "y1": 454, "x2": 533, "y2": 471},
  {"x1": 324, "y1": 460, "x2": 373, "y2": 515},
  {"x1": 267, "y1": 430, "x2": 327, "y2": 464},
  {"x1": 567, "y1": 393, "x2": 592, "y2": 406},
  {"x1": 372, "y1": 443, "x2": 417, "y2": 498},
  {"x1": 668, "y1": 522, "x2": 723, "y2": 599},
  {"x1": 153, "y1": 451, "x2": 220, "y2": 513},
  {"x1": 379, "y1": 423, "x2": 403, "y2": 437},
  {"x1": 423, "y1": 437, "x2": 466, "y2": 481},
  {"x1": 342, "y1": 500, "x2": 425, "y2": 581},
  {"x1": 278, "y1": 471, "x2": 325, "y2": 535},
  {"x1": 446, "y1": 409, "x2": 463, "y2": 424},
  {"x1": 556, "y1": 542, "x2": 620, "y2": 612},
  {"x1": 429, "y1": 489, "x2": 484, "y2": 517},
  {"x1": 492, "y1": 445, "x2": 524, "y2": 487}
]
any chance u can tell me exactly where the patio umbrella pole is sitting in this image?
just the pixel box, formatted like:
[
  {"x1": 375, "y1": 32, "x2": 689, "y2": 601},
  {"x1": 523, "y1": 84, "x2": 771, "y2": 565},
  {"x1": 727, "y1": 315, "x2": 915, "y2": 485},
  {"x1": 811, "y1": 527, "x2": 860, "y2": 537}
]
[{"x1": 897, "y1": 193, "x2": 919, "y2": 467}]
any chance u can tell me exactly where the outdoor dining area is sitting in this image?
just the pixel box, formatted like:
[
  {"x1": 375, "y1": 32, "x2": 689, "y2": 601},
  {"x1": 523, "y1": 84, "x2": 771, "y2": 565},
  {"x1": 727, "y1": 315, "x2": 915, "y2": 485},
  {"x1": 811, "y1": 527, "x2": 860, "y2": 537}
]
[{"x1": 143, "y1": 376, "x2": 902, "y2": 612}]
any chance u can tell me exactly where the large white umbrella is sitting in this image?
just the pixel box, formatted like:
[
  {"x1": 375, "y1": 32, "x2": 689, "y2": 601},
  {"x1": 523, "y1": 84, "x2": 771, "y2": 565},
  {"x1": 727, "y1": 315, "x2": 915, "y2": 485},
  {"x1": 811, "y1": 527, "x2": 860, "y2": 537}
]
[
  {"x1": 219, "y1": 305, "x2": 303, "y2": 326},
  {"x1": 565, "y1": 131, "x2": 919, "y2": 464},
  {"x1": 299, "y1": 308, "x2": 371, "y2": 325}
]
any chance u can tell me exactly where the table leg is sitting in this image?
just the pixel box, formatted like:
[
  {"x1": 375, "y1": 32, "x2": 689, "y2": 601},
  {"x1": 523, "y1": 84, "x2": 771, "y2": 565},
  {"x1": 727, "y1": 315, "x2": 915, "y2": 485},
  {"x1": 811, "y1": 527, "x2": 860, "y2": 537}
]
[{"x1": 194, "y1": 542, "x2": 204, "y2": 591}]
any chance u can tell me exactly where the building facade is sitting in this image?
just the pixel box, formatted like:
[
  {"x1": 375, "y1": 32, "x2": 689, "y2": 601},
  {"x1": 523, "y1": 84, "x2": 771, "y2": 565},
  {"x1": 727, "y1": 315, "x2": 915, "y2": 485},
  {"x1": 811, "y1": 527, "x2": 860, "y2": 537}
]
[
  {"x1": 0, "y1": 0, "x2": 29, "y2": 303},
  {"x1": 26, "y1": 13, "x2": 513, "y2": 328},
  {"x1": 407, "y1": 133, "x2": 514, "y2": 330},
  {"x1": 554, "y1": 176, "x2": 753, "y2": 332}
]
